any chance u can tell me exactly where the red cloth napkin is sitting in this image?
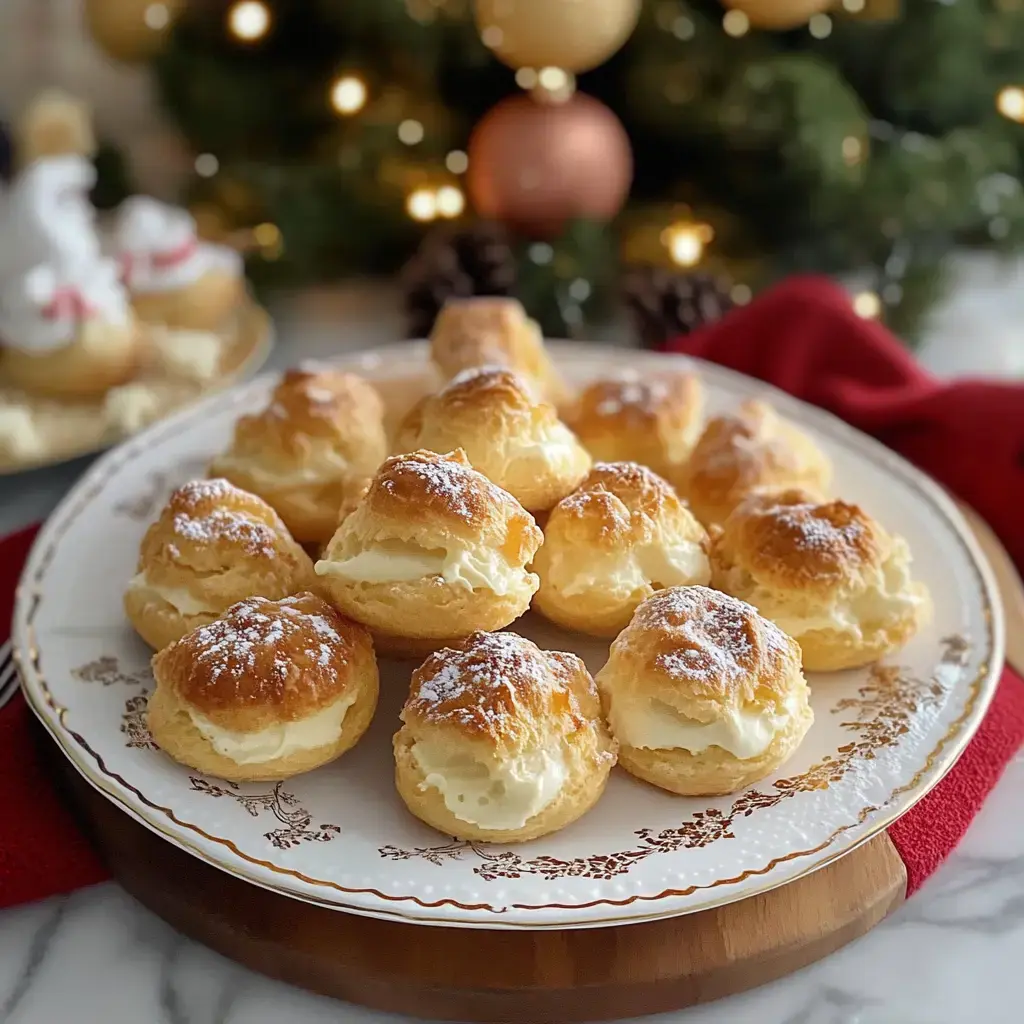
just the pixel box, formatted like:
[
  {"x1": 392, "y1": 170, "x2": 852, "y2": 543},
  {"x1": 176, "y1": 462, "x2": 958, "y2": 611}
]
[
  {"x1": 1, "y1": 274, "x2": 1021, "y2": 909},
  {"x1": 665, "y1": 274, "x2": 1024, "y2": 895}
]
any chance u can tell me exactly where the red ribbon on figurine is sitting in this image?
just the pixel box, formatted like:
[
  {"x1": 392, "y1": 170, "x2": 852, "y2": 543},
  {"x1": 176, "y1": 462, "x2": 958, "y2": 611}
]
[{"x1": 41, "y1": 285, "x2": 94, "y2": 321}]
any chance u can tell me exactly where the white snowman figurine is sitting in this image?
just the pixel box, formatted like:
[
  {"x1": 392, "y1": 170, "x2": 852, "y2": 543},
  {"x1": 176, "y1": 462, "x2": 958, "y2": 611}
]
[
  {"x1": 0, "y1": 97, "x2": 138, "y2": 399},
  {"x1": 115, "y1": 196, "x2": 244, "y2": 331}
]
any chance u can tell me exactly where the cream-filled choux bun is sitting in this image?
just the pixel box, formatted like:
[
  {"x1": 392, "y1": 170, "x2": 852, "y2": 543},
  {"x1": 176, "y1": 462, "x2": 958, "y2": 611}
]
[
  {"x1": 683, "y1": 399, "x2": 832, "y2": 527},
  {"x1": 395, "y1": 365, "x2": 591, "y2": 513},
  {"x1": 429, "y1": 297, "x2": 568, "y2": 407},
  {"x1": 148, "y1": 592, "x2": 378, "y2": 782},
  {"x1": 533, "y1": 462, "x2": 711, "y2": 637},
  {"x1": 314, "y1": 449, "x2": 542, "y2": 654},
  {"x1": 393, "y1": 630, "x2": 616, "y2": 842},
  {"x1": 209, "y1": 368, "x2": 388, "y2": 545},
  {"x1": 566, "y1": 372, "x2": 704, "y2": 482},
  {"x1": 709, "y1": 488, "x2": 930, "y2": 671},
  {"x1": 124, "y1": 478, "x2": 316, "y2": 651},
  {"x1": 596, "y1": 586, "x2": 813, "y2": 796}
]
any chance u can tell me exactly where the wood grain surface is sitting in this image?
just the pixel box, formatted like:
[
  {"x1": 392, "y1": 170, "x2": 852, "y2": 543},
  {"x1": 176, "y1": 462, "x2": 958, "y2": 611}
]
[{"x1": 47, "y1": 747, "x2": 905, "y2": 1023}]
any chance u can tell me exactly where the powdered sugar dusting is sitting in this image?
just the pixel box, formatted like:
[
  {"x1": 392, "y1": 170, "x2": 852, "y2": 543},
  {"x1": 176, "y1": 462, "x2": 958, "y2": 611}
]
[
  {"x1": 182, "y1": 595, "x2": 348, "y2": 697},
  {"x1": 379, "y1": 455, "x2": 484, "y2": 520},
  {"x1": 409, "y1": 632, "x2": 561, "y2": 735},
  {"x1": 592, "y1": 378, "x2": 672, "y2": 418},
  {"x1": 167, "y1": 479, "x2": 280, "y2": 557},
  {"x1": 644, "y1": 586, "x2": 789, "y2": 685},
  {"x1": 773, "y1": 503, "x2": 865, "y2": 553},
  {"x1": 446, "y1": 364, "x2": 516, "y2": 391}
]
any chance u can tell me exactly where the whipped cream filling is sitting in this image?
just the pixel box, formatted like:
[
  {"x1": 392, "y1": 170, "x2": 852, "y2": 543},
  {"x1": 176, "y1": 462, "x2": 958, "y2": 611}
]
[
  {"x1": 609, "y1": 695, "x2": 800, "y2": 759},
  {"x1": 752, "y1": 556, "x2": 925, "y2": 642},
  {"x1": 215, "y1": 443, "x2": 353, "y2": 490},
  {"x1": 189, "y1": 695, "x2": 355, "y2": 765},
  {"x1": 116, "y1": 196, "x2": 242, "y2": 294},
  {"x1": 128, "y1": 572, "x2": 220, "y2": 617},
  {"x1": 411, "y1": 740, "x2": 567, "y2": 830},
  {"x1": 316, "y1": 540, "x2": 530, "y2": 596},
  {"x1": 504, "y1": 421, "x2": 583, "y2": 476},
  {"x1": 557, "y1": 540, "x2": 709, "y2": 598}
]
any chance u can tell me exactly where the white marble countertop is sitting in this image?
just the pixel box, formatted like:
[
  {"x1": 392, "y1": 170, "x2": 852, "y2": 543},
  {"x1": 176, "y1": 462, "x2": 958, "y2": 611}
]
[{"x1": 1, "y1": 260, "x2": 1022, "y2": 1023}]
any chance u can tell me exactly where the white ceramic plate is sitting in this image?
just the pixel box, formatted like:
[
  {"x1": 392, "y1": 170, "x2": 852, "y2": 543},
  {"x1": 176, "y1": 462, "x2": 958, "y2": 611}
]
[{"x1": 14, "y1": 342, "x2": 1003, "y2": 930}]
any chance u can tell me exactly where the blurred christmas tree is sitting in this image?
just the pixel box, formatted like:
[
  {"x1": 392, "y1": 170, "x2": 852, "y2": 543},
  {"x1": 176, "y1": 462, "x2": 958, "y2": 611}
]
[{"x1": 90, "y1": 0, "x2": 1024, "y2": 342}]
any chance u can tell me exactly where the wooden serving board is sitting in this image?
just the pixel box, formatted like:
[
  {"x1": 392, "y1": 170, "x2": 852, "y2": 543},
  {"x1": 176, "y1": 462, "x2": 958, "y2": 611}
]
[{"x1": 42, "y1": 503, "x2": 1019, "y2": 1022}]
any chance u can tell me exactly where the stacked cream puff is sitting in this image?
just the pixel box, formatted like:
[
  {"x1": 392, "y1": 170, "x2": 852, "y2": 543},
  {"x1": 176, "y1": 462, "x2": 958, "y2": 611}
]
[{"x1": 122, "y1": 296, "x2": 931, "y2": 836}]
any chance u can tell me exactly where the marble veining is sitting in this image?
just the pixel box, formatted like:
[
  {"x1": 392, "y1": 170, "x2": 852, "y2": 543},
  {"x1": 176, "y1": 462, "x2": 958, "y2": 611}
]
[{"x1": 0, "y1": 753, "x2": 1018, "y2": 1023}]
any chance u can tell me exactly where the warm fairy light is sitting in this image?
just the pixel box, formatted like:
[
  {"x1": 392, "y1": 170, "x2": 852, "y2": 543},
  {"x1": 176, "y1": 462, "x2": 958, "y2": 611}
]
[
  {"x1": 722, "y1": 10, "x2": 749, "y2": 37},
  {"x1": 194, "y1": 153, "x2": 219, "y2": 177},
  {"x1": 253, "y1": 222, "x2": 280, "y2": 247},
  {"x1": 445, "y1": 149, "x2": 468, "y2": 174},
  {"x1": 533, "y1": 67, "x2": 576, "y2": 103},
  {"x1": 480, "y1": 25, "x2": 504, "y2": 48},
  {"x1": 853, "y1": 291, "x2": 881, "y2": 318},
  {"x1": 398, "y1": 119, "x2": 425, "y2": 145},
  {"x1": 808, "y1": 14, "x2": 832, "y2": 38},
  {"x1": 144, "y1": 3, "x2": 170, "y2": 29},
  {"x1": 538, "y1": 67, "x2": 569, "y2": 92},
  {"x1": 843, "y1": 0, "x2": 866, "y2": 10},
  {"x1": 227, "y1": 1, "x2": 271, "y2": 41},
  {"x1": 407, "y1": 188, "x2": 438, "y2": 221},
  {"x1": 997, "y1": 86, "x2": 1024, "y2": 122},
  {"x1": 436, "y1": 185, "x2": 465, "y2": 218},
  {"x1": 842, "y1": 135, "x2": 864, "y2": 165},
  {"x1": 515, "y1": 68, "x2": 538, "y2": 89},
  {"x1": 330, "y1": 75, "x2": 367, "y2": 115},
  {"x1": 663, "y1": 221, "x2": 714, "y2": 268}
]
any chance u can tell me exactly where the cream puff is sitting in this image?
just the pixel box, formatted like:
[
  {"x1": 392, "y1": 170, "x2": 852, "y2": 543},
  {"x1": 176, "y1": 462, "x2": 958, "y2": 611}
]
[
  {"x1": 314, "y1": 449, "x2": 542, "y2": 655},
  {"x1": 393, "y1": 630, "x2": 616, "y2": 842},
  {"x1": 566, "y1": 372, "x2": 704, "y2": 482},
  {"x1": 710, "y1": 488, "x2": 930, "y2": 671},
  {"x1": 429, "y1": 297, "x2": 567, "y2": 406},
  {"x1": 682, "y1": 399, "x2": 832, "y2": 527},
  {"x1": 596, "y1": 585, "x2": 812, "y2": 796},
  {"x1": 533, "y1": 462, "x2": 711, "y2": 637},
  {"x1": 124, "y1": 478, "x2": 316, "y2": 651},
  {"x1": 209, "y1": 369, "x2": 388, "y2": 545},
  {"x1": 115, "y1": 196, "x2": 245, "y2": 331},
  {"x1": 0, "y1": 252, "x2": 139, "y2": 399},
  {"x1": 395, "y1": 365, "x2": 591, "y2": 512},
  {"x1": 149, "y1": 592, "x2": 378, "y2": 781}
]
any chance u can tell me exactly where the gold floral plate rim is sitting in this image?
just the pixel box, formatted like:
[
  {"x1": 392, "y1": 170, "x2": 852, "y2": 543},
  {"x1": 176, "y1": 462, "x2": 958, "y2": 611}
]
[
  {"x1": 0, "y1": 298, "x2": 275, "y2": 477},
  {"x1": 12, "y1": 341, "x2": 1005, "y2": 929}
]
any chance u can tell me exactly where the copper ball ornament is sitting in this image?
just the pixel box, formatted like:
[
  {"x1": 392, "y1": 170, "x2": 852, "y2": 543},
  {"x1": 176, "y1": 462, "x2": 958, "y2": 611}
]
[
  {"x1": 467, "y1": 93, "x2": 633, "y2": 238},
  {"x1": 85, "y1": 0, "x2": 185, "y2": 63},
  {"x1": 473, "y1": 0, "x2": 641, "y2": 74},
  {"x1": 721, "y1": 0, "x2": 832, "y2": 30}
]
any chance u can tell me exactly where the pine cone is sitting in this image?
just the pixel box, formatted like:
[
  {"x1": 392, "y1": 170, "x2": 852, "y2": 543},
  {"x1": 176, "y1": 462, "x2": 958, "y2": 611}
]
[
  {"x1": 623, "y1": 266, "x2": 736, "y2": 350},
  {"x1": 401, "y1": 222, "x2": 518, "y2": 339}
]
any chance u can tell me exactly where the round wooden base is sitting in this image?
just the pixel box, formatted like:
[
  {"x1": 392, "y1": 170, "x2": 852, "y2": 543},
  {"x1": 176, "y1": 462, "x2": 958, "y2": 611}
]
[{"x1": 50, "y1": 748, "x2": 905, "y2": 1023}]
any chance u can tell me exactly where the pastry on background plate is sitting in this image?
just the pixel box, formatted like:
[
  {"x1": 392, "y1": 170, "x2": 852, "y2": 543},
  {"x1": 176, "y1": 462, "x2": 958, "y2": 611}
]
[
  {"x1": 148, "y1": 593, "x2": 378, "y2": 782},
  {"x1": 209, "y1": 368, "x2": 388, "y2": 545},
  {"x1": 314, "y1": 448, "x2": 542, "y2": 656},
  {"x1": 532, "y1": 462, "x2": 711, "y2": 637},
  {"x1": 429, "y1": 297, "x2": 567, "y2": 406},
  {"x1": 710, "y1": 488, "x2": 930, "y2": 671},
  {"x1": 566, "y1": 372, "x2": 704, "y2": 482},
  {"x1": 123, "y1": 478, "x2": 315, "y2": 651},
  {"x1": 393, "y1": 630, "x2": 617, "y2": 842},
  {"x1": 395, "y1": 365, "x2": 591, "y2": 512},
  {"x1": 596, "y1": 585, "x2": 812, "y2": 796},
  {"x1": 114, "y1": 196, "x2": 245, "y2": 331},
  {"x1": 682, "y1": 399, "x2": 832, "y2": 527}
]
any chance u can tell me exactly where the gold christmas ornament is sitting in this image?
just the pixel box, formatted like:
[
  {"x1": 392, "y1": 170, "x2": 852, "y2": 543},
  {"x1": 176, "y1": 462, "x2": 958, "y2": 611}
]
[
  {"x1": 85, "y1": 0, "x2": 184, "y2": 63},
  {"x1": 474, "y1": 0, "x2": 641, "y2": 74},
  {"x1": 720, "y1": 0, "x2": 832, "y2": 30}
]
